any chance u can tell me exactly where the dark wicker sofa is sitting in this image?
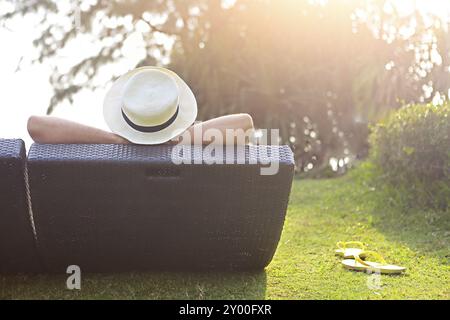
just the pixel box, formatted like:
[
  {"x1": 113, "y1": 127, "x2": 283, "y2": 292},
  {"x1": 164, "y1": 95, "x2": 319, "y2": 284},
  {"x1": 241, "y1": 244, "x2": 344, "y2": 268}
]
[
  {"x1": 1, "y1": 140, "x2": 294, "y2": 273},
  {"x1": 0, "y1": 139, "x2": 40, "y2": 273}
]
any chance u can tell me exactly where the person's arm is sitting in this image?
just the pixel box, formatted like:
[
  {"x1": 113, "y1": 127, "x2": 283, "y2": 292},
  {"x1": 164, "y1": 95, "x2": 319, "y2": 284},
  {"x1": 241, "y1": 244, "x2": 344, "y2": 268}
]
[
  {"x1": 177, "y1": 113, "x2": 254, "y2": 145},
  {"x1": 27, "y1": 113, "x2": 254, "y2": 145},
  {"x1": 27, "y1": 116, "x2": 129, "y2": 144}
]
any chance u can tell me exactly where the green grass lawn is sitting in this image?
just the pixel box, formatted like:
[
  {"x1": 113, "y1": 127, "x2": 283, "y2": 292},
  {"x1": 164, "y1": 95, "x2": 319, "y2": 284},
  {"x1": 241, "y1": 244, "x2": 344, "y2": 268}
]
[{"x1": 1, "y1": 169, "x2": 449, "y2": 299}]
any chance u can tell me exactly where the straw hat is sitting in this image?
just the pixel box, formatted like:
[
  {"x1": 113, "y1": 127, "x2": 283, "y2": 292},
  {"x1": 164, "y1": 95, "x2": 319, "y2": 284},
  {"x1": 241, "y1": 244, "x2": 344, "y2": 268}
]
[{"x1": 103, "y1": 66, "x2": 197, "y2": 145}]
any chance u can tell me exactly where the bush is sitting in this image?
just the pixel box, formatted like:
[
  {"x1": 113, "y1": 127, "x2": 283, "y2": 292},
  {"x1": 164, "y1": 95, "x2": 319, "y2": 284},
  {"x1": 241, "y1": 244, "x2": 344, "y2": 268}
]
[{"x1": 369, "y1": 103, "x2": 450, "y2": 210}]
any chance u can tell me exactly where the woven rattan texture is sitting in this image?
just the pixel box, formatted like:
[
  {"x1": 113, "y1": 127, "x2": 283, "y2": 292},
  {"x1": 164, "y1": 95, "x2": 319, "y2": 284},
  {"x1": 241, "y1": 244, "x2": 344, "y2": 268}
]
[
  {"x1": 28, "y1": 144, "x2": 294, "y2": 272},
  {"x1": 0, "y1": 139, "x2": 40, "y2": 273}
]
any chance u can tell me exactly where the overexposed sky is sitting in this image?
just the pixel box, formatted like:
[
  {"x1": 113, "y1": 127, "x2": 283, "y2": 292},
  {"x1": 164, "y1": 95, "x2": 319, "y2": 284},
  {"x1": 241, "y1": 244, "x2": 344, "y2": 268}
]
[
  {"x1": 0, "y1": 0, "x2": 153, "y2": 147},
  {"x1": 0, "y1": 20, "x2": 112, "y2": 147},
  {"x1": 0, "y1": 26, "x2": 53, "y2": 147}
]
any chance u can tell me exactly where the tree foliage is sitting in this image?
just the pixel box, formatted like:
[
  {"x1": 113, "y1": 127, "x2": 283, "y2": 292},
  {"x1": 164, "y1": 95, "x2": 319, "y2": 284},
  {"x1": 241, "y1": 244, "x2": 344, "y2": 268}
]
[
  {"x1": 369, "y1": 102, "x2": 450, "y2": 210},
  {"x1": 1, "y1": 0, "x2": 449, "y2": 172}
]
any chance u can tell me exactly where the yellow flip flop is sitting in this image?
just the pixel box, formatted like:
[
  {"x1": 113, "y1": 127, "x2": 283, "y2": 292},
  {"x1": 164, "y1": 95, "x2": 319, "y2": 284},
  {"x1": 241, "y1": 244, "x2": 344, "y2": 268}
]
[
  {"x1": 342, "y1": 251, "x2": 406, "y2": 275},
  {"x1": 335, "y1": 241, "x2": 367, "y2": 259}
]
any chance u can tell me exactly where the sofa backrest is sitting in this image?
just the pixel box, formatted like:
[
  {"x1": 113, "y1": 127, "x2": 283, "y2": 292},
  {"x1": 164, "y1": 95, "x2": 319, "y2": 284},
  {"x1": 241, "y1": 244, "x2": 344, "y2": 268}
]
[{"x1": 27, "y1": 144, "x2": 294, "y2": 272}]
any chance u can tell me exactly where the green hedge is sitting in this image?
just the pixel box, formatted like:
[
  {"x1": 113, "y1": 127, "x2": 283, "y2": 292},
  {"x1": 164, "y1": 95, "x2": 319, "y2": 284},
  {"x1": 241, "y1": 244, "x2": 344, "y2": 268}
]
[{"x1": 369, "y1": 103, "x2": 450, "y2": 210}]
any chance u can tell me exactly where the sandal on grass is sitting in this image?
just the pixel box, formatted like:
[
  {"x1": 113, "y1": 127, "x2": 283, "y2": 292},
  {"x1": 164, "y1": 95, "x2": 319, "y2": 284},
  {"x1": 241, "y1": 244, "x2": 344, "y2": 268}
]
[
  {"x1": 342, "y1": 251, "x2": 406, "y2": 275},
  {"x1": 335, "y1": 241, "x2": 367, "y2": 259}
]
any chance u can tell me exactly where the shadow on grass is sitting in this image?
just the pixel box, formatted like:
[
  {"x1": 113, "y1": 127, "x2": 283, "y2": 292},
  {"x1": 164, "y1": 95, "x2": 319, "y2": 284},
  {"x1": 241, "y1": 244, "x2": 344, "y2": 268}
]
[
  {"x1": 0, "y1": 270, "x2": 267, "y2": 299},
  {"x1": 350, "y1": 172, "x2": 450, "y2": 264},
  {"x1": 369, "y1": 199, "x2": 450, "y2": 264}
]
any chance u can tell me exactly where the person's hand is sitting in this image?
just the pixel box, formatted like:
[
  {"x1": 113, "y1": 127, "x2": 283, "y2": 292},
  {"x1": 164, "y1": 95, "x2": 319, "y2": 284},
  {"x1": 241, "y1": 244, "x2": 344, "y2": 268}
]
[{"x1": 176, "y1": 113, "x2": 254, "y2": 145}]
